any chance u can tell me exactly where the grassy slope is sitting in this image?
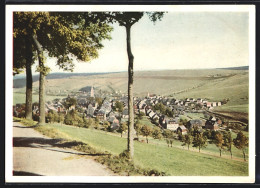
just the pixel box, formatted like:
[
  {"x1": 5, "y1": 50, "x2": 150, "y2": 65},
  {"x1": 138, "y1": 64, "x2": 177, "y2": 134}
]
[
  {"x1": 13, "y1": 92, "x2": 62, "y2": 105},
  {"x1": 43, "y1": 123, "x2": 248, "y2": 176}
]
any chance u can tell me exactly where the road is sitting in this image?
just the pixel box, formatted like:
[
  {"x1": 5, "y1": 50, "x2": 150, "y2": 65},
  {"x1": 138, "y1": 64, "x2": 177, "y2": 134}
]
[{"x1": 13, "y1": 122, "x2": 115, "y2": 176}]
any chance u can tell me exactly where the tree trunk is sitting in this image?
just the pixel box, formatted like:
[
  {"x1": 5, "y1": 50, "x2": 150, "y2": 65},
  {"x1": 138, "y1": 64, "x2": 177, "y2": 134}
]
[
  {"x1": 126, "y1": 24, "x2": 134, "y2": 159},
  {"x1": 199, "y1": 146, "x2": 201, "y2": 152},
  {"x1": 25, "y1": 40, "x2": 33, "y2": 120},
  {"x1": 146, "y1": 136, "x2": 148, "y2": 144},
  {"x1": 220, "y1": 149, "x2": 222, "y2": 157},
  {"x1": 32, "y1": 34, "x2": 46, "y2": 125},
  {"x1": 188, "y1": 144, "x2": 189, "y2": 150},
  {"x1": 243, "y1": 150, "x2": 246, "y2": 161},
  {"x1": 230, "y1": 151, "x2": 233, "y2": 159}
]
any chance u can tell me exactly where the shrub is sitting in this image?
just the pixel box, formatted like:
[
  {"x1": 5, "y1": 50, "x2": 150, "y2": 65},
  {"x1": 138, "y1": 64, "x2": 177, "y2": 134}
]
[{"x1": 20, "y1": 119, "x2": 37, "y2": 127}]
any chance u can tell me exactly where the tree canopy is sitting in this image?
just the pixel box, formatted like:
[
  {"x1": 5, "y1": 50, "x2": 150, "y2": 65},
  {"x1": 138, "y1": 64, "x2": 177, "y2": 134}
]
[{"x1": 14, "y1": 12, "x2": 113, "y2": 73}]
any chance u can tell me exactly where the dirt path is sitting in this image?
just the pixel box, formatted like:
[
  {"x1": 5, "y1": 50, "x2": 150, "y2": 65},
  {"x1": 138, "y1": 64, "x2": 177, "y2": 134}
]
[{"x1": 13, "y1": 122, "x2": 115, "y2": 176}]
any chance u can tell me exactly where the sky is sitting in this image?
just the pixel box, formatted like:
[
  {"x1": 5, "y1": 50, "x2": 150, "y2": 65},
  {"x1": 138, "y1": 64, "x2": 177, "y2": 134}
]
[{"x1": 31, "y1": 11, "x2": 249, "y2": 74}]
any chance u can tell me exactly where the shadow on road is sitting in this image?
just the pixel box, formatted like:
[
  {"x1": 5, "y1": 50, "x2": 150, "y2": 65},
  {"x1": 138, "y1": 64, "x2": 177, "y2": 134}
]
[
  {"x1": 13, "y1": 137, "x2": 108, "y2": 157},
  {"x1": 13, "y1": 125, "x2": 39, "y2": 129},
  {"x1": 13, "y1": 171, "x2": 43, "y2": 176}
]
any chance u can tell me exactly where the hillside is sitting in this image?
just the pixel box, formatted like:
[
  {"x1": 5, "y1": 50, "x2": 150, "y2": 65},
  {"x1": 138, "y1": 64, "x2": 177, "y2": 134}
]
[{"x1": 13, "y1": 68, "x2": 249, "y2": 113}]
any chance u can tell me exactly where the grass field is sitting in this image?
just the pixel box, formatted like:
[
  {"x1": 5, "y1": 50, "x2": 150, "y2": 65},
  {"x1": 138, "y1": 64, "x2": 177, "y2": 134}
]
[
  {"x1": 38, "y1": 123, "x2": 248, "y2": 176},
  {"x1": 13, "y1": 92, "x2": 62, "y2": 105},
  {"x1": 214, "y1": 104, "x2": 249, "y2": 113},
  {"x1": 184, "y1": 112, "x2": 205, "y2": 120},
  {"x1": 138, "y1": 116, "x2": 156, "y2": 127}
]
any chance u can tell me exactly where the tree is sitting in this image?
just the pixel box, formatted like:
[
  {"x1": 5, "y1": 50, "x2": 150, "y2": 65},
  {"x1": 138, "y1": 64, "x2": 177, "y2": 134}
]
[
  {"x1": 152, "y1": 126, "x2": 163, "y2": 140},
  {"x1": 154, "y1": 103, "x2": 166, "y2": 114},
  {"x1": 192, "y1": 132, "x2": 207, "y2": 152},
  {"x1": 233, "y1": 131, "x2": 248, "y2": 161},
  {"x1": 214, "y1": 132, "x2": 224, "y2": 157},
  {"x1": 165, "y1": 107, "x2": 174, "y2": 117},
  {"x1": 134, "y1": 123, "x2": 143, "y2": 141},
  {"x1": 106, "y1": 12, "x2": 164, "y2": 159},
  {"x1": 163, "y1": 129, "x2": 174, "y2": 147},
  {"x1": 118, "y1": 122, "x2": 128, "y2": 137},
  {"x1": 141, "y1": 125, "x2": 153, "y2": 143},
  {"x1": 179, "y1": 118, "x2": 188, "y2": 126},
  {"x1": 13, "y1": 25, "x2": 35, "y2": 120},
  {"x1": 63, "y1": 97, "x2": 77, "y2": 110},
  {"x1": 94, "y1": 117, "x2": 100, "y2": 129},
  {"x1": 114, "y1": 101, "x2": 124, "y2": 113},
  {"x1": 64, "y1": 109, "x2": 83, "y2": 126},
  {"x1": 59, "y1": 113, "x2": 64, "y2": 125},
  {"x1": 95, "y1": 97, "x2": 103, "y2": 107},
  {"x1": 84, "y1": 118, "x2": 95, "y2": 128},
  {"x1": 137, "y1": 111, "x2": 145, "y2": 120},
  {"x1": 103, "y1": 120, "x2": 111, "y2": 131},
  {"x1": 182, "y1": 133, "x2": 193, "y2": 150},
  {"x1": 223, "y1": 131, "x2": 233, "y2": 159},
  {"x1": 14, "y1": 12, "x2": 112, "y2": 125},
  {"x1": 203, "y1": 129, "x2": 212, "y2": 140}
]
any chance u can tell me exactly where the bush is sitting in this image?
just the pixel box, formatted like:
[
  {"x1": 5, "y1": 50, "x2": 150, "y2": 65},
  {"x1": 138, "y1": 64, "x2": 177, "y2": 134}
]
[
  {"x1": 18, "y1": 110, "x2": 26, "y2": 118},
  {"x1": 152, "y1": 127, "x2": 163, "y2": 140},
  {"x1": 20, "y1": 119, "x2": 37, "y2": 127},
  {"x1": 95, "y1": 151, "x2": 167, "y2": 176}
]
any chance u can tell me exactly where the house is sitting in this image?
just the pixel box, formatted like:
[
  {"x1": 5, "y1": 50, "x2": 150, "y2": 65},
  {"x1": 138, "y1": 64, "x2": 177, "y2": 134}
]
[
  {"x1": 139, "y1": 109, "x2": 146, "y2": 114},
  {"x1": 87, "y1": 104, "x2": 96, "y2": 117},
  {"x1": 205, "y1": 117, "x2": 220, "y2": 130},
  {"x1": 108, "y1": 116, "x2": 120, "y2": 131},
  {"x1": 211, "y1": 102, "x2": 217, "y2": 107},
  {"x1": 138, "y1": 100, "x2": 146, "y2": 109},
  {"x1": 206, "y1": 102, "x2": 211, "y2": 108},
  {"x1": 166, "y1": 119, "x2": 179, "y2": 131},
  {"x1": 177, "y1": 125, "x2": 187, "y2": 135},
  {"x1": 146, "y1": 109, "x2": 152, "y2": 116},
  {"x1": 205, "y1": 120, "x2": 219, "y2": 130},
  {"x1": 197, "y1": 98, "x2": 203, "y2": 103},
  {"x1": 149, "y1": 111, "x2": 156, "y2": 119},
  {"x1": 217, "y1": 102, "x2": 222, "y2": 106},
  {"x1": 186, "y1": 119, "x2": 203, "y2": 129},
  {"x1": 96, "y1": 110, "x2": 106, "y2": 121},
  {"x1": 152, "y1": 113, "x2": 159, "y2": 121}
]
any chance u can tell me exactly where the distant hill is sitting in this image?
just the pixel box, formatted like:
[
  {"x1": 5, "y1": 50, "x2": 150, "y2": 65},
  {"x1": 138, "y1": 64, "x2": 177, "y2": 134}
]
[
  {"x1": 217, "y1": 66, "x2": 249, "y2": 70},
  {"x1": 13, "y1": 72, "x2": 114, "y2": 88}
]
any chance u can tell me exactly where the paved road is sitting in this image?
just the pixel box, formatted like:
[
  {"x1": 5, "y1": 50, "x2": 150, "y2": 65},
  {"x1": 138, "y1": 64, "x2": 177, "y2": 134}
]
[{"x1": 13, "y1": 122, "x2": 115, "y2": 176}]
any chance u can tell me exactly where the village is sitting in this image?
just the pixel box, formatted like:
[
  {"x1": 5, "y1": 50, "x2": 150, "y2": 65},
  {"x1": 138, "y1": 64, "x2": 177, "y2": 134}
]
[{"x1": 13, "y1": 85, "x2": 230, "y2": 136}]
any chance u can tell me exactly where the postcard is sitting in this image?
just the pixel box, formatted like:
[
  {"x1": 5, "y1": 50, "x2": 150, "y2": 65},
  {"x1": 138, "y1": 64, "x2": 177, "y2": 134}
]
[{"x1": 6, "y1": 5, "x2": 255, "y2": 183}]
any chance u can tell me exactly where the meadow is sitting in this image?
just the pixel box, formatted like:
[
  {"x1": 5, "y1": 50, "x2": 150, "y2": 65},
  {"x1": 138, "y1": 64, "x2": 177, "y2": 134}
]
[
  {"x1": 37, "y1": 123, "x2": 248, "y2": 176},
  {"x1": 13, "y1": 92, "x2": 62, "y2": 105}
]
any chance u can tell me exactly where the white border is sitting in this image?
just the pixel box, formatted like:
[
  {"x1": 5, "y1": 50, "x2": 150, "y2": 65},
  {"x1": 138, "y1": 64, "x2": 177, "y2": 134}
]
[{"x1": 5, "y1": 5, "x2": 255, "y2": 183}]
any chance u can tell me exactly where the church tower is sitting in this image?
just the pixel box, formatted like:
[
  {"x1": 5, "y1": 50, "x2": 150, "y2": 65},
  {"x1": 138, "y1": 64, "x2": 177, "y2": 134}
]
[{"x1": 90, "y1": 86, "x2": 95, "y2": 97}]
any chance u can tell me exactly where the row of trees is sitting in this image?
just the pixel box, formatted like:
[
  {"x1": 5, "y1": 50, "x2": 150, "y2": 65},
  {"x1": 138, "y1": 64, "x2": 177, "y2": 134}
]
[
  {"x1": 181, "y1": 129, "x2": 248, "y2": 161},
  {"x1": 44, "y1": 107, "x2": 249, "y2": 161}
]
